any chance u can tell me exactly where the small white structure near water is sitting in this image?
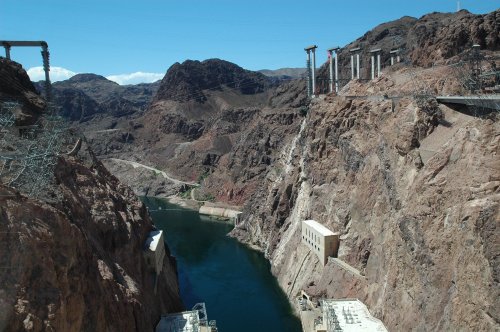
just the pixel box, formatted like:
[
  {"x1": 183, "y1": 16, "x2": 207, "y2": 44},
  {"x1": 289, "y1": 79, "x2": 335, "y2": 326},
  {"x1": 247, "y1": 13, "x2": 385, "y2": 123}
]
[
  {"x1": 156, "y1": 303, "x2": 217, "y2": 332},
  {"x1": 301, "y1": 220, "x2": 339, "y2": 265},
  {"x1": 144, "y1": 230, "x2": 166, "y2": 274}
]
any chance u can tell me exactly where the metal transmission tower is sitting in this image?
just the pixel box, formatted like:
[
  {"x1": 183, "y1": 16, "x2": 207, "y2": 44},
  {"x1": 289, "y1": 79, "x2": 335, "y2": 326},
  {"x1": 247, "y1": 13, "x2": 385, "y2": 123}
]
[
  {"x1": 0, "y1": 103, "x2": 67, "y2": 198},
  {"x1": 447, "y1": 44, "x2": 496, "y2": 116},
  {"x1": 469, "y1": 44, "x2": 483, "y2": 92},
  {"x1": 449, "y1": 44, "x2": 484, "y2": 94},
  {"x1": 392, "y1": 35, "x2": 434, "y2": 108}
]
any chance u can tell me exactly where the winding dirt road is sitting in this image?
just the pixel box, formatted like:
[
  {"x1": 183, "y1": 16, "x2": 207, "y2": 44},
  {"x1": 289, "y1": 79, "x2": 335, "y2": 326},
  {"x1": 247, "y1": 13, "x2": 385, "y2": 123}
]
[{"x1": 105, "y1": 158, "x2": 199, "y2": 187}]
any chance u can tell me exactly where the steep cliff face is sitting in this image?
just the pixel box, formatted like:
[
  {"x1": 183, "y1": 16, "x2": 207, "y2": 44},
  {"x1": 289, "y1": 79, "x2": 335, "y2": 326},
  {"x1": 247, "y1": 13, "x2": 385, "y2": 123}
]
[
  {"x1": 0, "y1": 59, "x2": 183, "y2": 331},
  {"x1": 0, "y1": 147, "x2": 183, "y2": 331},
  {"x1": 230, "y1": 68, "x2": 499, "y2": 331}
]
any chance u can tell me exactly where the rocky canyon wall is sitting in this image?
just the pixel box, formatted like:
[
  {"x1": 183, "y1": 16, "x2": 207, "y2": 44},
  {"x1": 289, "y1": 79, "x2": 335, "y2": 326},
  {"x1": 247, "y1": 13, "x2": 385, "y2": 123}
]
[
  {"x1": 0, "y1": 58, "x2": 183, "y2": 332},
  {"x1": 0, "y1": 146, "x2": 183, "y2": 331},
  {"x1": 230, "y1": 69, "x2": 499, "y2": 331}
]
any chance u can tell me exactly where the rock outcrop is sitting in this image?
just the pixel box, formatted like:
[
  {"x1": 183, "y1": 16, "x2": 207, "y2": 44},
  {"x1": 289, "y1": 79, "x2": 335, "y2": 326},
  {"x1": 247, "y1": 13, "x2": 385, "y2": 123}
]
[
  {"x1": 154, "y1": 59, "x2": 273, "y2": 103},
  {"x1": 0, "y1": 58, "x2": 45, "y2": 125}
]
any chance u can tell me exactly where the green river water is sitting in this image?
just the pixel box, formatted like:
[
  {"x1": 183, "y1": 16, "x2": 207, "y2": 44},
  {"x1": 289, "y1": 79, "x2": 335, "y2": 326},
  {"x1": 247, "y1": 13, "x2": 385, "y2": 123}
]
[{"x1": 143, "y1": 197, "x2": 302, "y2": 332}]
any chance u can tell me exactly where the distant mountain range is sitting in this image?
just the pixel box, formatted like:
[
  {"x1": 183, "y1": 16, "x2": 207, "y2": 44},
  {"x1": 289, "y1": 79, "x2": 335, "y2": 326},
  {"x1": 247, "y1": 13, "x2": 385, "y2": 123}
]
[{"x1": 35, "y1": 73, "x2": 160, "y2": 121}]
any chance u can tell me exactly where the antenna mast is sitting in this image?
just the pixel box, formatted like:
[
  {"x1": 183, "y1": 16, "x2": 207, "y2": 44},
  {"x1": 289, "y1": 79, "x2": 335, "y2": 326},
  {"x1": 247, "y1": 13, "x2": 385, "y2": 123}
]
[{"x1": 457, "y1": 1, "x2": 461, "y2": 12}]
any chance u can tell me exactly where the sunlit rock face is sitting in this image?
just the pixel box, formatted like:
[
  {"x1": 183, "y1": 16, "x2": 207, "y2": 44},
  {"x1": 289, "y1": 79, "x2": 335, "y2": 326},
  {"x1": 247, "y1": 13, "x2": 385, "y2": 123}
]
[{"x1": 230, "y1": 71, "x2": 499, "y2": 331}]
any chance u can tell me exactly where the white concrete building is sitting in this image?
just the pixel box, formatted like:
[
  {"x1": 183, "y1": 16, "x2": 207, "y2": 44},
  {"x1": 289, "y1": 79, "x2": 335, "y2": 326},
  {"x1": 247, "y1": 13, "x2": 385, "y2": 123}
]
[
  {"x1": 315, "y1": 299, "x2": 388, "y2": 332},
  {"x1": 144, "y1": 230, "x2": 166, "y2": 274},
  {"x1": 301, "y1": 220, "x2": 339, "y2": 265}
]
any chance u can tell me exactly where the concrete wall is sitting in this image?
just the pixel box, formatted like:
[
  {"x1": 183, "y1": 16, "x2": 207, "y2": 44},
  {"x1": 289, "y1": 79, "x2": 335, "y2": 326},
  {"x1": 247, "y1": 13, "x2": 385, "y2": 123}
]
[
  {"x1": 144, "y1": 230, "x2": 166, "y2": 274},
  {"x1": 301, "y1": 220, "x2": 339, "y2": 265},
  {"x1": 199, "y1": 205, "x2": 242, "y2": 221}
]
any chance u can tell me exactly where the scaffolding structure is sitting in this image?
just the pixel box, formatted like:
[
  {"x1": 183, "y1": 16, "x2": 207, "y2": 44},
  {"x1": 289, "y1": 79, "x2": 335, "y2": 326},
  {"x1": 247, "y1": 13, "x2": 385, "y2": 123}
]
[{"x1": 0, "y1": 102, "x2": 16, "y2": 131}]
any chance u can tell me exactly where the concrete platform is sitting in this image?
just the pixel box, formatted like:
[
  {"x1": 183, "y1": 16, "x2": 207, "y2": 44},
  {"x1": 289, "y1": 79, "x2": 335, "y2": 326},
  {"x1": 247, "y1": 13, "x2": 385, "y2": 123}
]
[{"x1": 436, "y1": 95, "x2": 500, "y2": 110}]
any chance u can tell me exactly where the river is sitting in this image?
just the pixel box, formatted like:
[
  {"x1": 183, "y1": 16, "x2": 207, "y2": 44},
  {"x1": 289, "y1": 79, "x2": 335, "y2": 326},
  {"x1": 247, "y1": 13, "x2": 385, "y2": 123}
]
[{"x1": 143, "y1": 197, "x2": 302, "y2": 332}]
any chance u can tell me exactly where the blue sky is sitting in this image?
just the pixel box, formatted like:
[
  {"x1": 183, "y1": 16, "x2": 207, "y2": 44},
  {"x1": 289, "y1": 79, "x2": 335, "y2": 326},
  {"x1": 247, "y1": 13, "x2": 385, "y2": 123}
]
[{"x1": 1, "y1": 0, "x2": 498, "y2": 84}]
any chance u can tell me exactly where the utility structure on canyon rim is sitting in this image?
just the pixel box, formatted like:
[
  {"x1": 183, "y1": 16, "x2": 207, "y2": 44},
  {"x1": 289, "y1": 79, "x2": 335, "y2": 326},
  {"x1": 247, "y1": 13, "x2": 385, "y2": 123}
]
[
  {"x1": 370, "y1": 48, "x2": 382, "y2": 80},
  {"x1": 390, "y1": 48, "x2": 401, "y2": 66},
  {"x1": 350, "y1": 47, "x2": 362, "y2": 80},
  {"x1": 1, "y1": 40, "x2": 52, "y2": 100},
  {"x1": 305, "y1": 45, "x2": 318, "y2": 97},
  {"x1": 327, "y1": 47, "x2": 340, "y2": 93},
  {"x1": 305, "y1": 44, "x2": 406, "y2": 95}
]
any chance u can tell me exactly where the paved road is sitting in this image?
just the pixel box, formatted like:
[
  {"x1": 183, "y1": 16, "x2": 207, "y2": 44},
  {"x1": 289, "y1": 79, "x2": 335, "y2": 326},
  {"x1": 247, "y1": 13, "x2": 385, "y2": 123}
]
[{"x1": 105, "y1": 158, "x2": 199, "y2": 187}]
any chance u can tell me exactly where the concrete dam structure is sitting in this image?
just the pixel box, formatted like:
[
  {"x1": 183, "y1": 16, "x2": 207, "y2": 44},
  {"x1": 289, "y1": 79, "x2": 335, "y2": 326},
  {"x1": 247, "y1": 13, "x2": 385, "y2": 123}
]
[{"x1": 199, "y1": 205, "x2": 242, "y2": 222}]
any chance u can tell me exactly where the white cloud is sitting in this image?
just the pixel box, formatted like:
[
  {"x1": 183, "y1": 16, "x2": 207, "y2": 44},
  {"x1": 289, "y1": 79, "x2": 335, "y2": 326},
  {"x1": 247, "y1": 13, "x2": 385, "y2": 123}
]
[
  {"x1": 27, "y1": 66, "x2": 77, "y2": 82},
  {"x1": 106, "y1": 72, "x2": 164, "y2": 85},
  {"x1": 26, "y1": 67, "x2": 164, "y2": 85}
]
